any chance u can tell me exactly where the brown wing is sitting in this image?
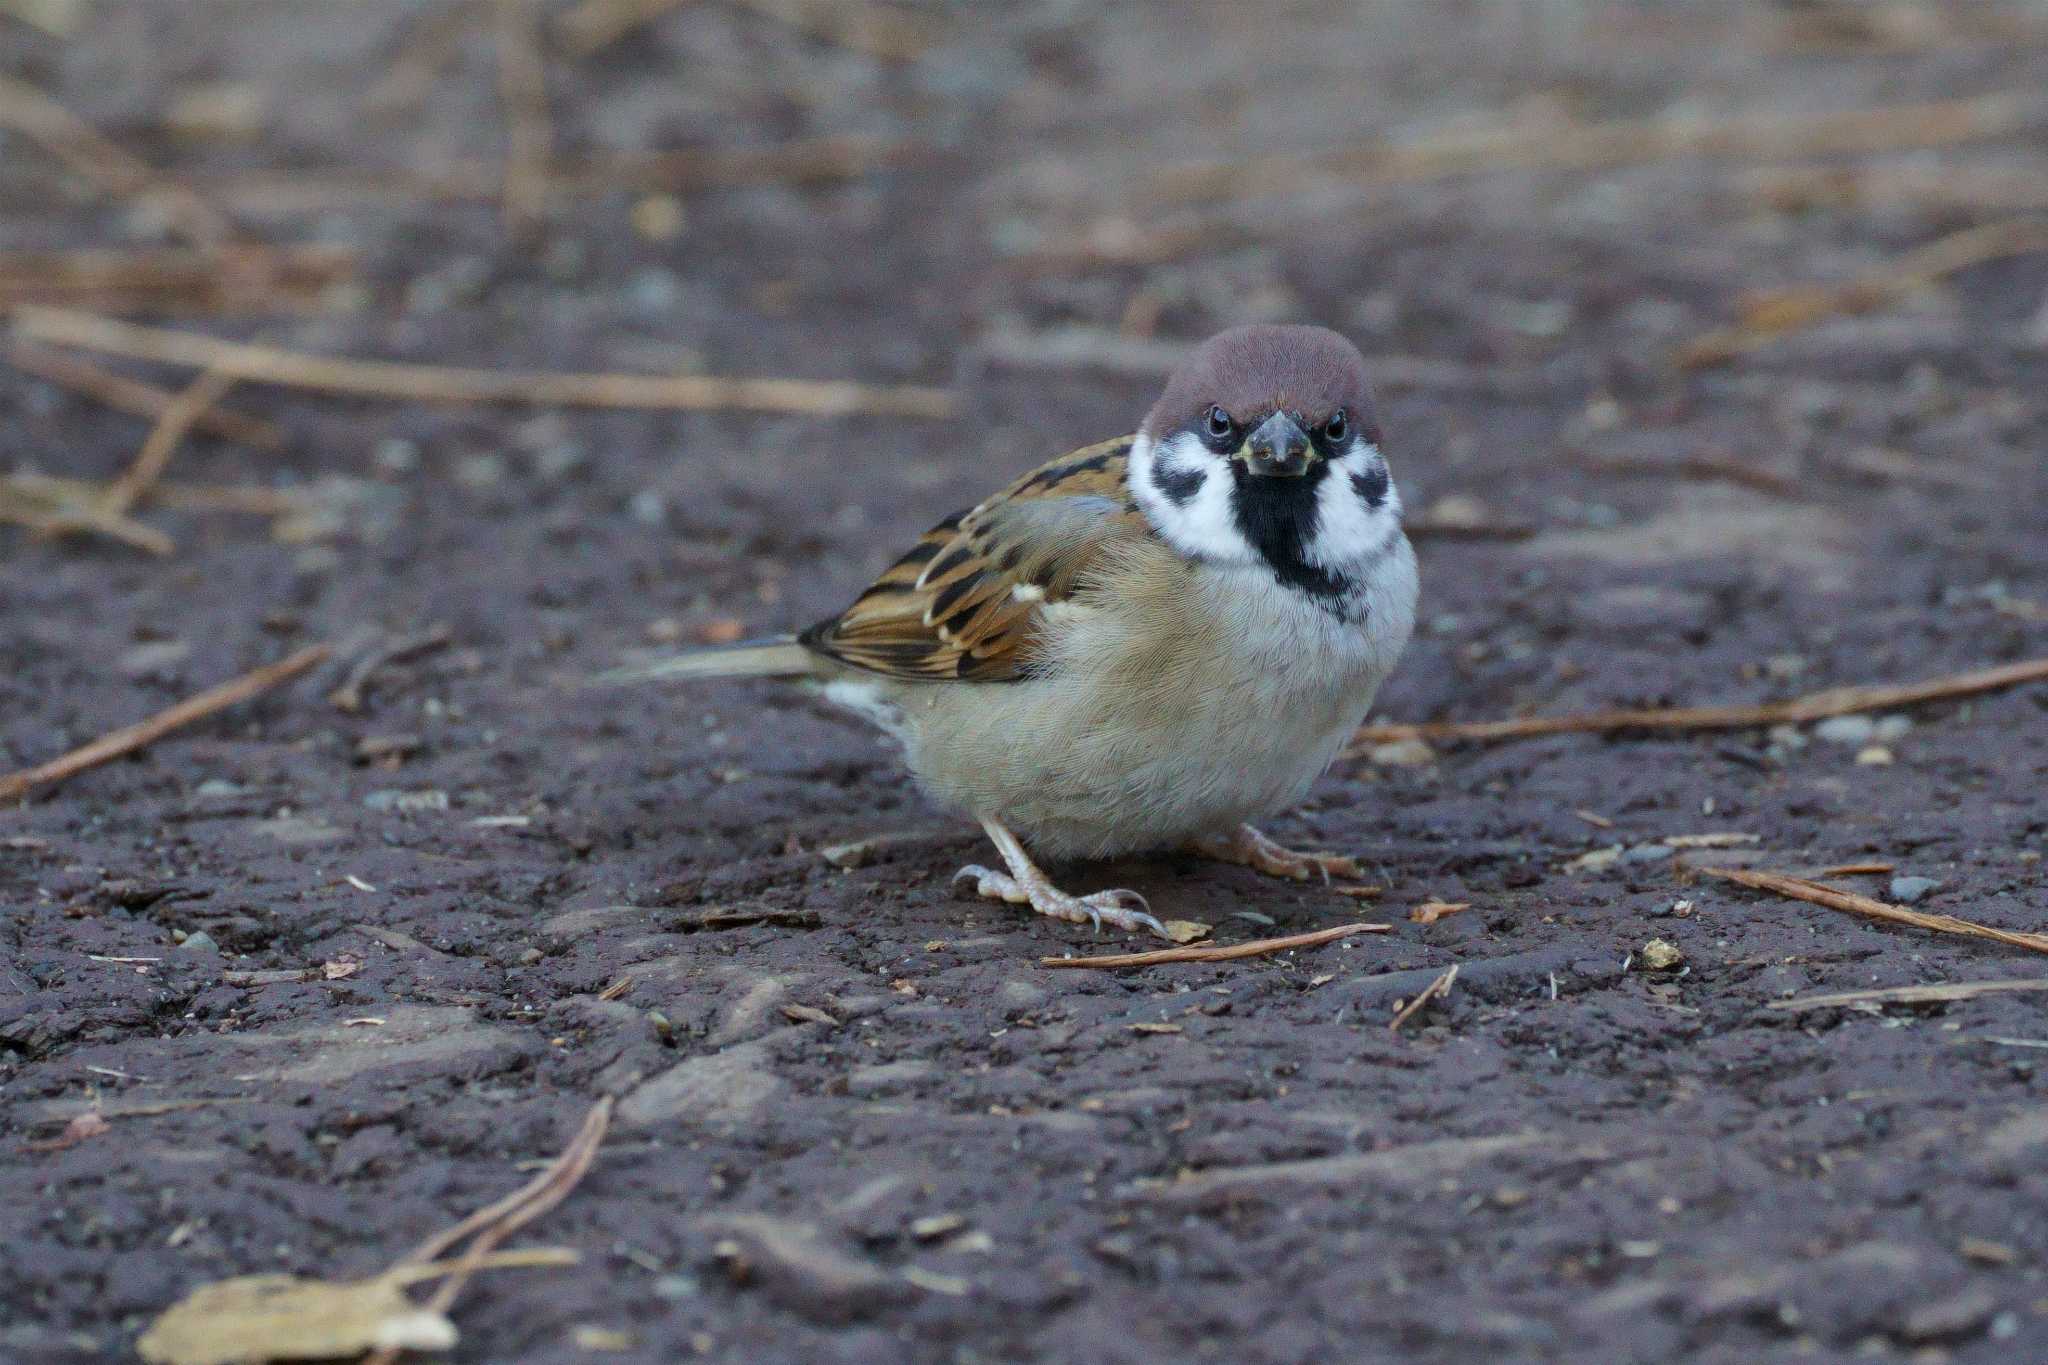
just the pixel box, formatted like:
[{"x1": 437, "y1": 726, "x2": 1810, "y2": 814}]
[{"x1": 799, "y1": 436, "x2": 1146, "y2": 682}]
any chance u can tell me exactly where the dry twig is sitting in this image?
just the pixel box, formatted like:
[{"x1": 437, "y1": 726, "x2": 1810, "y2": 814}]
[
  {"x1": 14, "y1": 307, "x2": 956, "y2": 418},
  {"x1": 7, "y1": 341, "x2": 283, "y2": 449},
  {"x1": 194, "y1": 135, "x2": 917, "y2": 212},
  {"x1": 1767, "y1": 979, "x2": 2048, "y2": 1012},
  {"x1": 1389, "y1": 963, "x2": 1459, "y2": 1031},
  {"x1": 1702, "y1": 867, "x2": 2048, "y2": 957},
  {"x1": 1040, "y1": 922, "x2": 1388, "y2": 970},
  {"x1": 362, "y1": 1096, "x2": 612, "y2": 1365},
  {"x1": 0, "y1": 644, "x2": 330, "y2": 803},
  {"x1": 1143, "y1": 92, "x2": 2040, "y2": 207},
  {"x1": 0, "y1": 244, "x2": 356, "y2": 314},
  {"x1": 103, "y1": 368, "x2": 236, "y2": 515},
  {"x1": 0, "y1": 76, "x2": 234, "y2": 247},
  {"x1": 1741, "y1": 162, "x2": 2048, "y2": 217},
  {"x1": 329, "y1": 625, "x2": 455, "y2": 713},
  {"x1": 1348, "y1": 656, "x2": 2048, "y2": 751},
  {"x1": 491, "y1": 0, "x2": 553, "y2": 236},
  {"x1": 724, "y1": 0, "x2": 934, "y2": 62},
  {"x1": 0, "y1": 473, "x2": 175, "y2": 555},
  {"x1": 1680, "y1": 218, "x2": 2048, "y2": 367}
]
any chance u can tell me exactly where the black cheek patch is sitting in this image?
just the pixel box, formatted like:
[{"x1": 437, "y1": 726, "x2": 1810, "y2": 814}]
[
  {"x1": 1351, "y1": 464, "x2": 1390, "y2": 510},
  {"x1": 1152, "y1": 462, "x2": 1206, "y2": 506}
]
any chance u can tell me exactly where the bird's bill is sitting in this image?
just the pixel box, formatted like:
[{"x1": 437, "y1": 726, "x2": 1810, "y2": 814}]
[{"x1": 1234, "y1": 411, "x2": 1316, "y2": 478}]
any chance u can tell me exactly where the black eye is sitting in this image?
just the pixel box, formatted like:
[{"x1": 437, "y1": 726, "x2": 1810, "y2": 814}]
[
  {"x1": 1324, "y1": 409, "x2": 1348, "y2": 444},
  {"x1": 1204, "y1": 406, "x2": 1235, "y2": 441}
]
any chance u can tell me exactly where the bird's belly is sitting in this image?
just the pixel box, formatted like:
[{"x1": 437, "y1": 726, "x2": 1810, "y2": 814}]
[
  {"x1": 901, "y1": 670, "x2": 1374, "y2": 858},
  {"x1": 894, "y1": 589, "x2": 1391, "y2": 859}
]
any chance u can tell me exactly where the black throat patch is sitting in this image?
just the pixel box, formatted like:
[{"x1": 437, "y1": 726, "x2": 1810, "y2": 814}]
[{"x1": 1227, "y1": 460, "x2": 1349, "y2": 597}]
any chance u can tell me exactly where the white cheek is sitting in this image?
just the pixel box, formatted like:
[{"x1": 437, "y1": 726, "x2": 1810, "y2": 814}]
[
  {"x1": 1306, "y1": 442, "x2": 1401, "y2": 570},
  {"x1": 1129, "y1": 431, "x2": 1255, "y2": 565}
]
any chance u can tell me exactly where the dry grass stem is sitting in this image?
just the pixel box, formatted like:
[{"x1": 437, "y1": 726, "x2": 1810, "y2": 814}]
[
  {"x1": 362, "y1": 1096, "x2": 613, "y2": 1365},
  {"x1": 1767, "y1": 979, "x2": 2048, "y2": 1012},
  {"x1": 0, "y1": 644, "x2": 330, "y2": 803},
  {"x1": 1389, "y1": 963, "x2": 1460, "y2": 1031},
  {"x1": 329, "y1": 626, "x2": 455, "y2": 713},
  {"x1": 0, "y1": 475, "x2": 175, "y2": 555},
  {"x1": 195, "y1": 135, "x2": 917, "y2": 212},
  {"x1": 103, "y1": 369, "x2": 237, "y2": 515},
  {"x1": 1040, "y1": 922, "x2": 1389, "y2": 970},
  {"x1": 725, "y1": 0, "x2": 934, "y2": 61},
  {"x1": 14, "y1": 307, "x2": 956, "y2": 418},
  {"x1": 1348, "y1": 656, "x2": 2048, "y2": 751},
  {"x1": 1144, "y1": 91, "x2": 2040, "y2": 207},
  {"x1": 1742, "y1": 162, "x2": 2048, "y2": 216},
  {"x1": 1807, "y1": 861, "x2": 1896, "y2": 879},
  {"x1": 1680, "y1": 217, "x2": 2048, "y2": 366},
  {"x1": 1702, "y1": 867, "x2": 2048, "y2": 956},
  {"x1": 7, "y1": 341, "x2": 284, "y2": 449},
  {"x1": 0, "y1": 76, "x2": 235, "y2": 247},
  {"x1": 492, "y1": 0, "x2": 553, "y2": 236},
  {"x1": 0, "y1": 245, "x2": 357, "y2": 314}
]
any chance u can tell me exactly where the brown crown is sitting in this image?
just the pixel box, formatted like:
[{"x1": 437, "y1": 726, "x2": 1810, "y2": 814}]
[{"x1": 1141, "y1": 324, "x2": 1378, "y2": 442}]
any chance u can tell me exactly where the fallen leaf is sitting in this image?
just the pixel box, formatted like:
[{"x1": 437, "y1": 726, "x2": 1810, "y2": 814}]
[
  {"x1": 1565, "y1": 845, "x2": 1624, "y2": 872},
  {"x1": 1409, "y1": 900, "x2": 1471, "y2": 925},
  {"x1": 780, "y1": 1003, "x2": 839, "y2": 1027},
  {"x1": 1127, "y1": 1022, "x2": 1183, "y2": 1035},
  {"x1": 26, "y1": 1110, "x2": 111, "y2": 1153},
  {"x1": 1158, "y1": 920, "x2": 1211, "y2": 944},
  {"x1": 322, "y1": 957, "x2": 361, "y2": 981},
  {"x1": 137, "y1": 1274, "x2": 456, "y2": 1365}
]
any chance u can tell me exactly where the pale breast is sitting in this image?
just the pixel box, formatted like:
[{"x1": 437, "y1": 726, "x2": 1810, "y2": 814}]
[{"x1": 886, "y1": 532, "x2": 1418, "y2": 858}]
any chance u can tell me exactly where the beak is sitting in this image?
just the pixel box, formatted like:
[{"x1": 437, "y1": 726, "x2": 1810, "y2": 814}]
[{"x1": 1235, "y1": 412, "x2": 1315, "y2": 478}]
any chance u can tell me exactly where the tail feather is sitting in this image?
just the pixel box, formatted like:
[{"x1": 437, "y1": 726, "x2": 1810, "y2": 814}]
[{"x1": 592, "y1": 635, "x2": 818, "y2": 685}]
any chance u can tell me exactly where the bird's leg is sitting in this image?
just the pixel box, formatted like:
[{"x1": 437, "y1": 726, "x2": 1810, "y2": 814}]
[
  {"x1": 954, "y1": 818, "x2": 1172, "y2": 939},
  {"x1": 1187, "y1": 823, "x2": 1363, "y2": 884}
]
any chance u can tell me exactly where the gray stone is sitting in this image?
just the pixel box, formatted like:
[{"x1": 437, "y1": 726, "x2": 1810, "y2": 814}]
[
  {"x1": 176, "y1": 930, "x2": 218, "y2": 954},
  {"x1": 845, "y1": 1060, "x2": 934, "y2": 1095},
  {"x1": 619, "y1": 1043, "x2": 785, "y2": 1131},
  {"x1": 1814, "y1": 715, "x2": 1876, "y2": 745},
  {"x1": 1889, "y1": 875, "x2": 1939, "y2": 905}
]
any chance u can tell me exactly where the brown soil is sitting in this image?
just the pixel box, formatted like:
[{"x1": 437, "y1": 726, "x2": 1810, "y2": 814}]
[{"x1": 4, "y1": 3, "x2": 2048, "y2": 1362}]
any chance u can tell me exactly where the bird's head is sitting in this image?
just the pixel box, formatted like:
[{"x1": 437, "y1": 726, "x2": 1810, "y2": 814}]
[{"x1": 1128, "y1": 324, "x2": 1401, "y2": 591}]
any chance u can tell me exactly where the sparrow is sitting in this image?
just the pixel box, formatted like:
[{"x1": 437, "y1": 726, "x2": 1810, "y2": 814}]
[{"x1": 610, "y1": 324, "x2": 1419, "y2": 939}]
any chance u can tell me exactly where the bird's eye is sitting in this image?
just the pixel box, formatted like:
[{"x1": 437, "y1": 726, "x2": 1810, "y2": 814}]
[
  {"x1": 1204, "y1": 406, "x2": 1235, "y2": 442},
  {"x1": 1324, "y1": 409, "x2": 1348, "y2": 444}
]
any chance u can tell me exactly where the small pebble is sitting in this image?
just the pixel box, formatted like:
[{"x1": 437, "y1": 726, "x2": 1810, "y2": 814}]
[
  {"x1": 373, "y1": 438, "x2": 421, "y2": 475},
  {"x1": 1872, "y1": 715, "x2": 1913, "y2": 742},
  {"x1": 629, "y1": 490, "x2": 667, "y2": 526},
  {"x1": 1889, "y1": 875, "x2": 1939, "y2": 905},
  {"x1": 1855, "y1": 745, "x2": 1894, "y2": 766},
  {"x1": 1638, "y1": 939, "x2": 1684, "y2": 971},
  {"x1": 1368, "y1": 738, "x2": 1436, "y2": 767},
  {"x1": 1814, "y1": 715, "x2": 1876, "y2": 745},
  {"x1": 178, "y1": 930, "x2": 218, "y2": 954}
]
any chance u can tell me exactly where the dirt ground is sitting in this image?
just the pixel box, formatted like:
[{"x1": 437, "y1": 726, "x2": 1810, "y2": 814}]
[{"x1": 5, "y1": 2, "x2": 2048, "y2": 1361}]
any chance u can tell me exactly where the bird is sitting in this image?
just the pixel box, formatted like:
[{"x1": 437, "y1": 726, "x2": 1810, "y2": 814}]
[{"x1": 607, "y1": 324, "x2": 1418, "y2": 939}]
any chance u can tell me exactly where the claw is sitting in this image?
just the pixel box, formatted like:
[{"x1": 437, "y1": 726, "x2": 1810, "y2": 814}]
[{"x1": 956, "y1": 819, "x2": 1178, "y2": 940}]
